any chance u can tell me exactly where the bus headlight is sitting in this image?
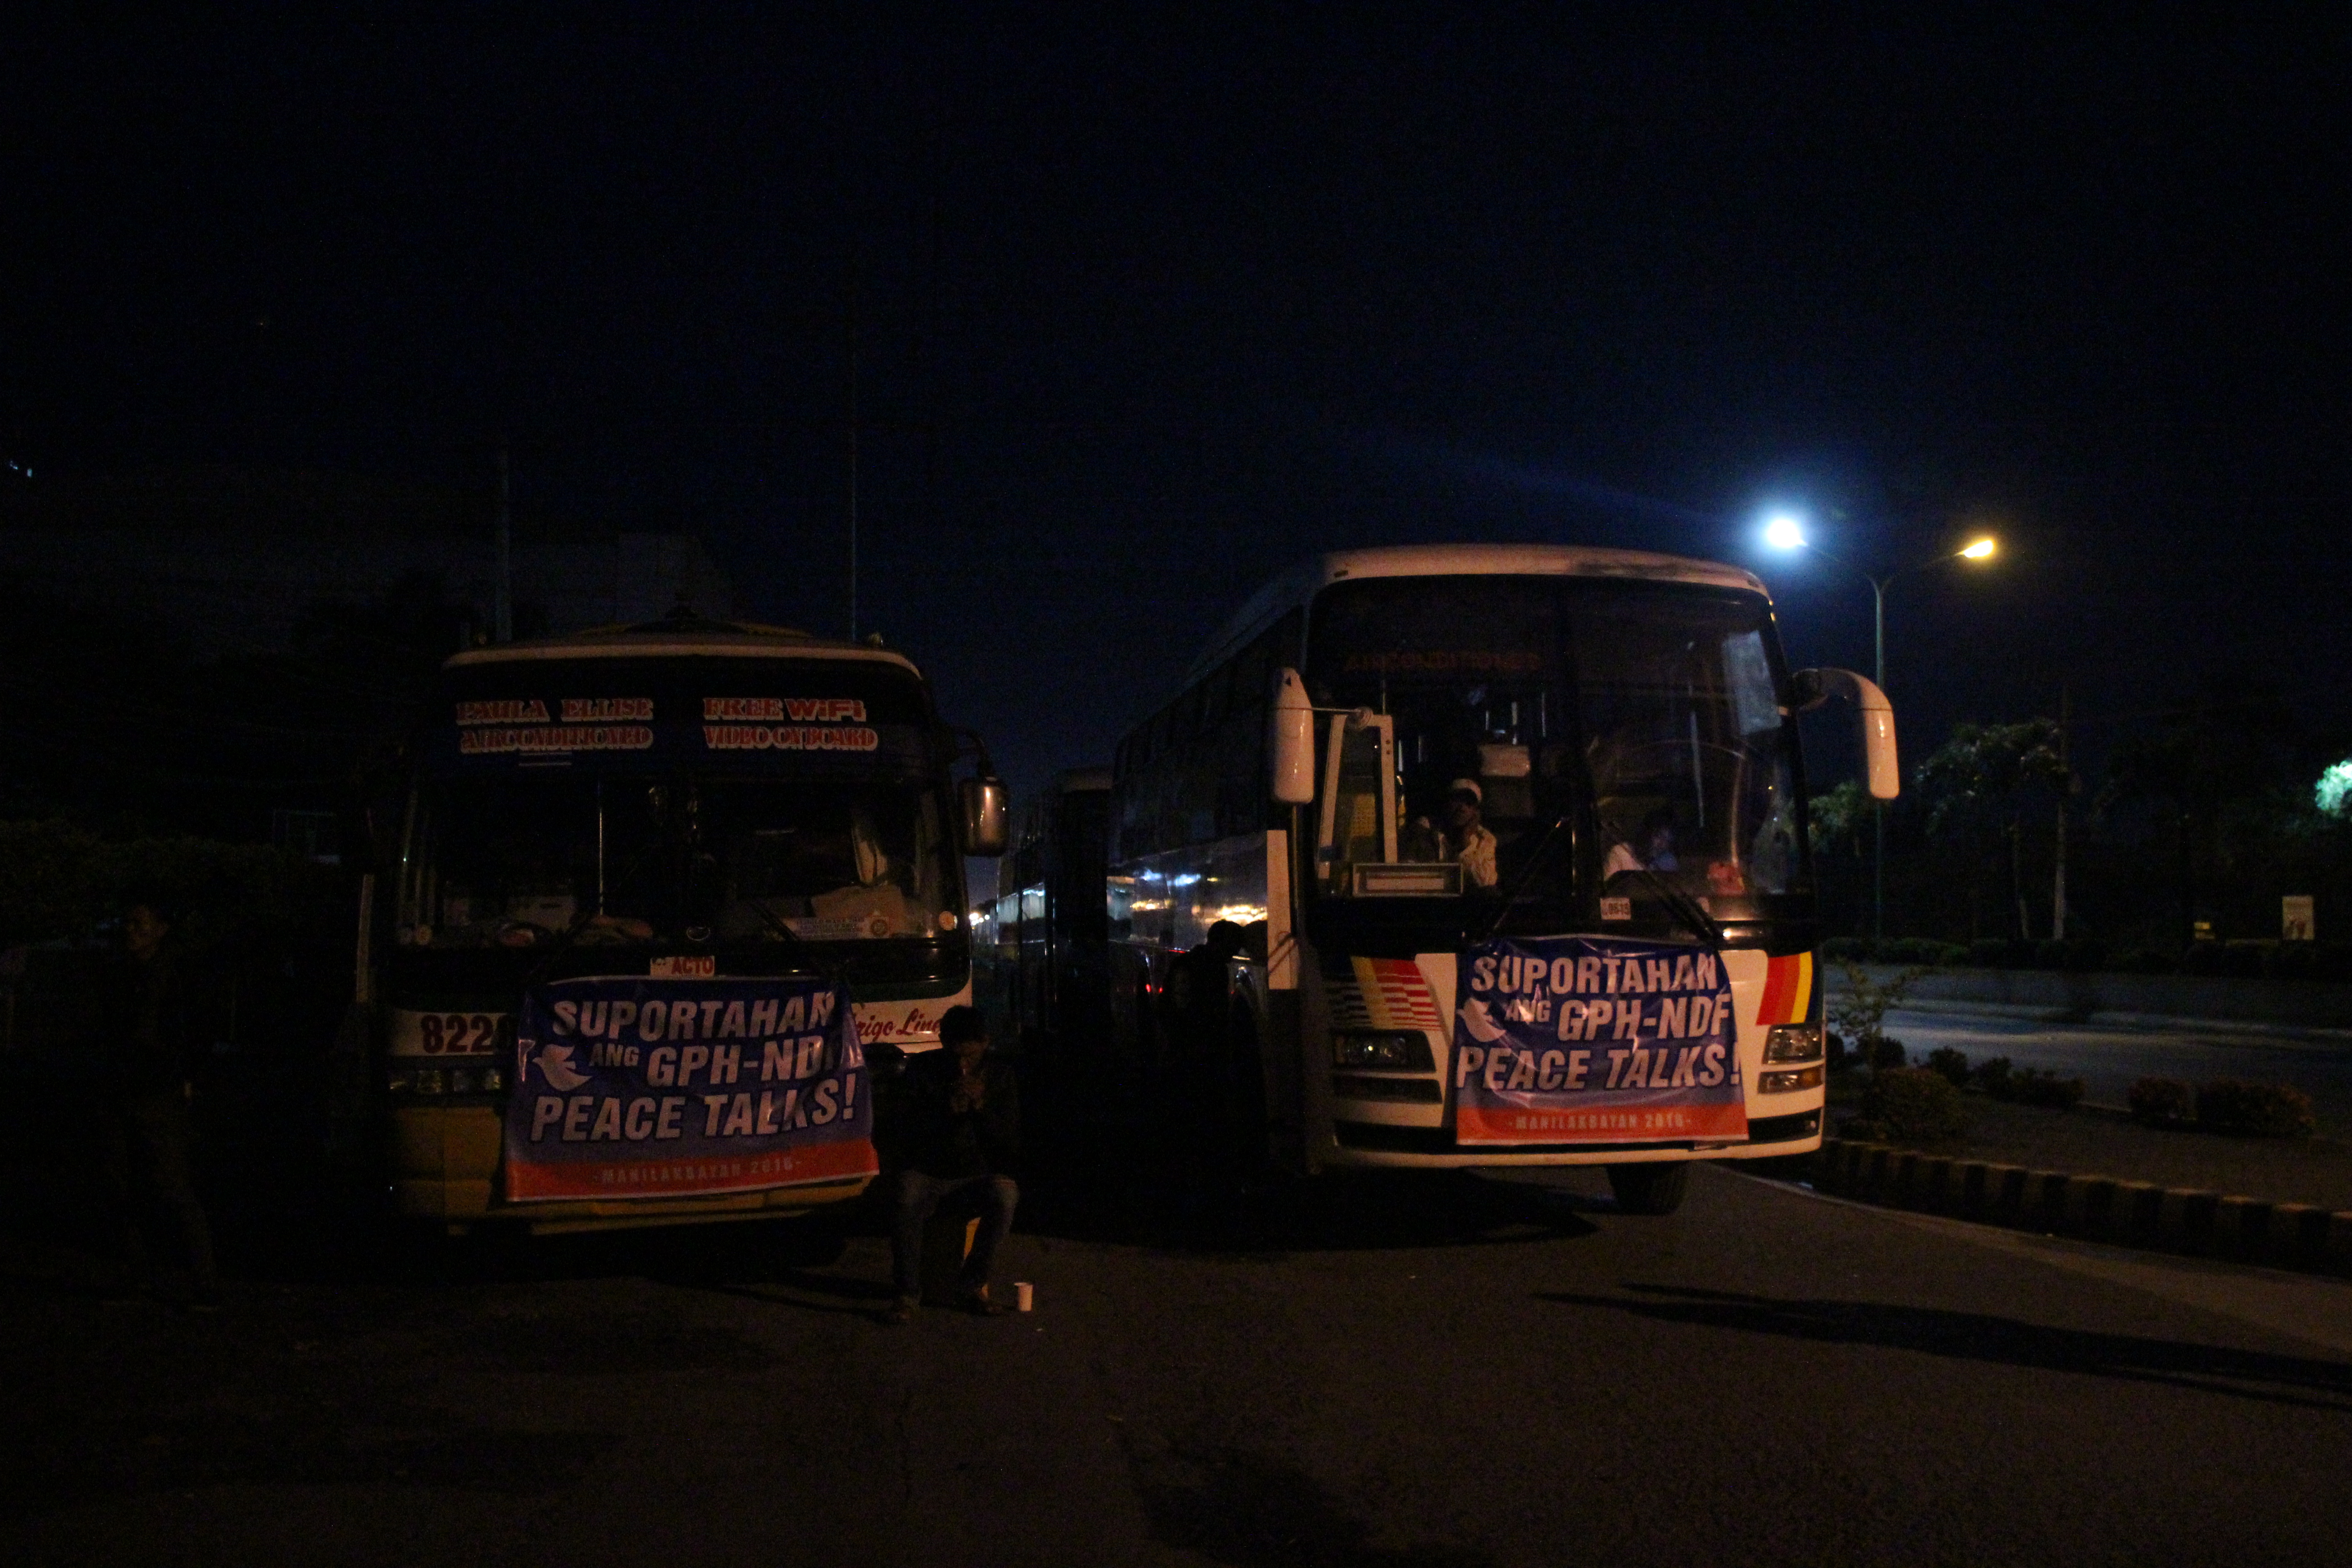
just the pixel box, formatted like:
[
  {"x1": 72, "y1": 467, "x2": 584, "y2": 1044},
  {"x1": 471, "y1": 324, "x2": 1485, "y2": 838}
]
[
  {"x1": 1763, "y1": 1023, "x2": 1823, "y2": 1063},
  {"x1": 1332, "y1": 1031, "x2": 1435, "y2": 1071},
  {"x1": 1758, "y1": 1065, "x2": 1824, "y2": 1094}
]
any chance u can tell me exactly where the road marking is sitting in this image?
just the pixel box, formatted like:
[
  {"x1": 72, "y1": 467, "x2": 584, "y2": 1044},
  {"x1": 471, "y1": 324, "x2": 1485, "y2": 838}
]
[{"x1": 1723, "y1": 1166, "x2": 2352, "y2": 1357}]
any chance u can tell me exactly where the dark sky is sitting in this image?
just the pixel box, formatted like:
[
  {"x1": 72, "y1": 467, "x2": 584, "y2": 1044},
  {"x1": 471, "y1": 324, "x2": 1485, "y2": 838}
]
[{"x1": 5, "y1": 6, "x2": 2348, "y2": 799}]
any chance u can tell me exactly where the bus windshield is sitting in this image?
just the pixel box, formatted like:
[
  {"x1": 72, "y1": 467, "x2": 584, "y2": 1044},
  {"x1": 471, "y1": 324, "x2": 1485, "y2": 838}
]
[
  {"x1": 1305, "y1": 576, "x2": 1807, "y2": 917},
  {"x1": 400, "y1": 772, "x2": 954, "y2": 949},
  {"x1": 395, "y1": 652, "x2": 960, "y2": 951}
]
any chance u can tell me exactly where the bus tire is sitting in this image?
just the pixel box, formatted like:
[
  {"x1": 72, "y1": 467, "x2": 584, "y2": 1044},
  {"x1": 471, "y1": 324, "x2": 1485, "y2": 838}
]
[{"x1": 1606, "y1": 1161, "x2": 1690, "y2": 1215}]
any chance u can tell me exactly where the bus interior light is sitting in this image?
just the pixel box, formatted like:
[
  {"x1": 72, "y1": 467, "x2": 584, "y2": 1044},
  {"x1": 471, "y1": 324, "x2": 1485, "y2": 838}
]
[
  {"x1": 1332, "y1": 1031, "x2": 1436, "y2": 1071},
  {"x1": 1762, "y1": 1023, "x2": 1824, "y2": 1064}
]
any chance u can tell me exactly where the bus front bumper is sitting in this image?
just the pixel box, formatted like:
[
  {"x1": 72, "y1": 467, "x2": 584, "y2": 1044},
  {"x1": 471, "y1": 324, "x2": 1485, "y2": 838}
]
[
  {"x1": 1317, "y1": 1105, "x2": 1823, "y2": 1169},
  {"x1": 386, "y1": 1105, "x2": 873, "y2": 1232}
]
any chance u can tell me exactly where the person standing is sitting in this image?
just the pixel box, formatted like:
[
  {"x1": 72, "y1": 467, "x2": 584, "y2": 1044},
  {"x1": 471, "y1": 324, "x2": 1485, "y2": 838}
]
[
  {"x1": 97, "y1": 896, "x2": 220, "y2": 1311},
  {"x1": 1163, "y1": 920, "x2": 1245, "y2": 1203},
  {"x1": 885, "y1": 1005, "x2": 1019, "y2": 1322}
]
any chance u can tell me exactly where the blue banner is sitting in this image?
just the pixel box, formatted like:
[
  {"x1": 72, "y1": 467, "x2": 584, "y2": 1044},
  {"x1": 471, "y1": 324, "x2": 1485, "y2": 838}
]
[
  {"x1": 1454, "y1": 936, "x2": 1746, "y2": 1145},
  {"x1": 505, "y1": 974, "x2": 878, "y2": 1201}
]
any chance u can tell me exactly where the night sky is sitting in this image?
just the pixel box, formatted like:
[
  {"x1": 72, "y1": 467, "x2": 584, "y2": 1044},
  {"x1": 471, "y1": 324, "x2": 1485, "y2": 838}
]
[{"x1": 5, "y1": 7, "x2": 2347, "y2": 802}]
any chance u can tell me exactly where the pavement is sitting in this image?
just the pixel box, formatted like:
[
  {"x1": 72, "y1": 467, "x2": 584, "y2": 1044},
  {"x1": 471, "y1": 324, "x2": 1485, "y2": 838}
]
[{"x1": 5, "y1": 1158, "x2": 2352, "y2": 1566}]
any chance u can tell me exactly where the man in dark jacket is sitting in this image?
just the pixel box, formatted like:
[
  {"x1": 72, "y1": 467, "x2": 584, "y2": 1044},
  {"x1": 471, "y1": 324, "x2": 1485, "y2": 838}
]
[
  {"x1": 885, "y1": 1004, "x2": 1018, "y2": 1322},
  {"x1": 97, "y1": 897, "x2": 220, "y2": 1310}
]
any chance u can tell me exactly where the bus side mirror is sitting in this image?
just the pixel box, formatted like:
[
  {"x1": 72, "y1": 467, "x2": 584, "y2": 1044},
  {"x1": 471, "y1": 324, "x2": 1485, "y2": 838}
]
[
  {"x1": 960, "y1": 775, "x2": 1010, "y2": 856},
  {"x1": 1269, "y1": 667, "x2": 1316, "y2": 804},
  {"x1": 1798, "y1": 667, "x2": 1899, "y2": 800}
]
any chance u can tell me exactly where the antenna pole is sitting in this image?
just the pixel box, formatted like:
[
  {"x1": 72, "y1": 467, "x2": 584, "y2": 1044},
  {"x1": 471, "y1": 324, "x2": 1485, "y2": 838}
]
[
  {"x1": 847, "y1": 280, "x2": 860, "y2": 641},
  {"x1": 495, "y1": 445, "x2": 514, "y2": 642}
]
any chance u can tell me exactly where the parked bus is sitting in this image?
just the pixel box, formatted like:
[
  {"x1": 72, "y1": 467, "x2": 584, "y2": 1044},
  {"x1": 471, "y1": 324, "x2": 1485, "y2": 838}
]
[
  {"x1": 1105, "y1": 545, "x2": 1895, "y2": 1213},
  {"x1": 974, "y1": 769, "x2": 1113, "y2": 1102},
  {"x1": 358, "y1": 609, "x2": 1005, "y2": 1233}
]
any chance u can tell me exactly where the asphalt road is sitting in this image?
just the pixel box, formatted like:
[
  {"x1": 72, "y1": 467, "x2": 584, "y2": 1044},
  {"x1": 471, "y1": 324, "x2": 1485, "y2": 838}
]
[
  {"x1": 6, "y1": 1157, "x2": 2351, "y2": 1568},
  {"x1": 1884, "y1": 1008, "x2": 2352, "y2": 1133}
]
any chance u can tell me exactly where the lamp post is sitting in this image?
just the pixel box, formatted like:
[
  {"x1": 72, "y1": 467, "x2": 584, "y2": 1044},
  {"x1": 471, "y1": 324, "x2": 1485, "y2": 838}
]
[{"x1": 1761, "y1": 513, "x2": 1997, "y2": 941}]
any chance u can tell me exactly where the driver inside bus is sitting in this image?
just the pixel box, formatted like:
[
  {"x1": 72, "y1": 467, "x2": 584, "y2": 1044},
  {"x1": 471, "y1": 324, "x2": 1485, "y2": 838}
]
[
  {"x1": 1441, "y1": 779, "x2": 1499, "y2": 890},
  {"x1": 1603, "y1": 806, "x2": 1680, "y2": 882}
]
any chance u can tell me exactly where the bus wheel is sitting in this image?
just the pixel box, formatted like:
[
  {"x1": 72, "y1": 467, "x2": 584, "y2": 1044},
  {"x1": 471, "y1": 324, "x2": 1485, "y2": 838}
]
[{"x1": 1606, "y1": 1161, "x2": 1690, "y2": 1215}]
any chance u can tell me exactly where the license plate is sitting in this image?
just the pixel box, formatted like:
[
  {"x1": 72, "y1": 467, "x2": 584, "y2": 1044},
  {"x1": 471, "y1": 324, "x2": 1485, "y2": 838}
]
[{"x1": 649, "y1": 955, "x2": 715, "y2": 978}]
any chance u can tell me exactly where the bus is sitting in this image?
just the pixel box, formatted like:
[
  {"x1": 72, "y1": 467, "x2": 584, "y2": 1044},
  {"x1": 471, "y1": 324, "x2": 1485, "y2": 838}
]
[
  {"x1": 1105, "y1": 545, "x2": 1895, "y2": 1213},
  {"x1": 359, "y1": 609, "x2": 1006, "y2": 1234},
  {"x1": 974, "y1": 769, "x2": 1113, "y2": 1106}
]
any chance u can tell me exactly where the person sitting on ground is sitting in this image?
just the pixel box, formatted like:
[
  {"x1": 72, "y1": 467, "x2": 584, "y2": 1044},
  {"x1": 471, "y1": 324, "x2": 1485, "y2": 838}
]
[{"x1": 886, "y1": 1005, "x2": 1020, "y2": 1323}]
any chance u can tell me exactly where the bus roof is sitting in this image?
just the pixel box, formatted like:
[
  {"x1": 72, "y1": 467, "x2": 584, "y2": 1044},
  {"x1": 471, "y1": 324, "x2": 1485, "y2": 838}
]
[
  {"x1": 443, "y1": 609, "x2": 926, "y2": 680},
  {"x1": 1184, "y1": 544, "x2": 1768, "y2": 686}
]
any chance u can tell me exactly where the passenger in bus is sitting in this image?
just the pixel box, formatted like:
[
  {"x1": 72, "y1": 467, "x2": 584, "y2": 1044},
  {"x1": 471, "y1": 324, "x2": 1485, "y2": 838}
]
[
  {"x1": 1603, "y1": 807, "x2": 1681, "y2": 882},
  {"x1": 885, "y1": 1006, "x2": 1020, "y2": 1322},
  {"x1": 94, "y1": 896, "x2": 220, "y2": 1312},
  {"x1": 1442, "y1": 779, "x2": 1500, "y2": 889}
]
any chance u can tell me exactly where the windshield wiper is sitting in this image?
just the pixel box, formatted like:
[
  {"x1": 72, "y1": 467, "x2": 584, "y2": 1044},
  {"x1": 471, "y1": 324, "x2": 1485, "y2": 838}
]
[
  {"x1": 736, "y1": 895, "x2": 847, "y2": 987},
  {"x1": 1628, "y1": 866, "x2": 1725, "y2": 950},
  {"x1": 1479, "y1": 813, "x2": 1571, "y2": 942}
]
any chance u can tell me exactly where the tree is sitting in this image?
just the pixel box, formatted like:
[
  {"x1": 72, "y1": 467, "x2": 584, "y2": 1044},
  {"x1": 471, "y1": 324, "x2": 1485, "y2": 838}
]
[{"x1": 1917, "y1": 720, "x2": 2065, "y2": 940}]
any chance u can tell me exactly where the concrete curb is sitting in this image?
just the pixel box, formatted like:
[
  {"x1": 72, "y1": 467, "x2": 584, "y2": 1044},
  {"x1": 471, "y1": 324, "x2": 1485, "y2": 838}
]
[{"x1": 1812, "y1": 1137, "x2": 2352, "y2": 1278}]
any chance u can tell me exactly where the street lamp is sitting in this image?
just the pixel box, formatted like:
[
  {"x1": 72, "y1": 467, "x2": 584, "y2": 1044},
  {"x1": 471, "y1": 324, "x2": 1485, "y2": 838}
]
[{"x1": 1760, "y1": 512, "x2": 2000, "y2": 940}]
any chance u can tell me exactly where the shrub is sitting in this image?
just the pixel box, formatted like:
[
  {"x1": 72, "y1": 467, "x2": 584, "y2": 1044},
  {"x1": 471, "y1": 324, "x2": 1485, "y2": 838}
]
[
  {"x1": 1869, "y1": 1036, "x2": 1908, "y2": 1070},
  {"x1": 2005, "y1": 1067, "x2": 2086, "y2": 1109},
  {"x1": 1829, "y1": 963, "x2": 1927, "y2": 1068},
  {"x1": 2265, "y1": 944, "x2": 2314, "y2": 981},
  {"x1": 1872, "y1": 936, "x2": 1964, "y2": 966},
  {"x1": 1824, "y1": 1030, "x2": 1851, "y2": 1072},
  {"x1": 2184, "y1": 942, "x2": 2264, "y2": 978},
  {"x1": 1972, "y1": 1055, "x2": 2013, "y2": 1098},
  {"x1": 2128, "y1": 1077, "x2": 2195, "y2": 1127},
  {"x1": 2196, "y1": 1079, "x2": 2317, "y2": 1138},
  {"x1": 1858, "y1": 1067, "x2": 1969, "y2": 1144},
  {"x1": 1924, "y1": 1046, "x2": 1971, "y2": 1088},
  {"x1": 2059, "y1": 939, "x2": 2107, "y2": 973}
]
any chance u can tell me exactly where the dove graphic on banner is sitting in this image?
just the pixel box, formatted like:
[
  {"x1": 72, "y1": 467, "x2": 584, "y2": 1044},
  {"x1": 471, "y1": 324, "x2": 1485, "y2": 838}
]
[
  {"x1": 1457, "y1": 997, "x2": 1508, "y2": 1044},
  {"x1": 534, "y1": 1043, "x2": 592, "y2": 1092}
]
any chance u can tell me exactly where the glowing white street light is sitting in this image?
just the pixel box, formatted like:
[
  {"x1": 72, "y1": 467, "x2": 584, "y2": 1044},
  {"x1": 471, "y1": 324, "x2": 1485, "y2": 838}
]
[{"x1": 1754, "y1": 507, "x2": 2002, "y2": 940}]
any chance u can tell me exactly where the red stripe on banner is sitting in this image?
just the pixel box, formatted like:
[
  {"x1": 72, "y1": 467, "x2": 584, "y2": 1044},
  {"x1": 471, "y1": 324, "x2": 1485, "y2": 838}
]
[
  {"x1": 1455, "y1": 1101, "x2": 1750, "y2": 1145},
  {"x1": 1755, "y1": 955, "x2": 1796, "y2": 1026},
  {"x1": 505, "y1": 1137, "x2": 880, "y2": 1202}
]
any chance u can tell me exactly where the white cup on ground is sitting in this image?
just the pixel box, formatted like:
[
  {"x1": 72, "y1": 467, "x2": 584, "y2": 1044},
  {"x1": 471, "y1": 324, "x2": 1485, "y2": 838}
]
[{"x1": 1014, "y1": 1281, "x2": 1034, "y2": 1312}]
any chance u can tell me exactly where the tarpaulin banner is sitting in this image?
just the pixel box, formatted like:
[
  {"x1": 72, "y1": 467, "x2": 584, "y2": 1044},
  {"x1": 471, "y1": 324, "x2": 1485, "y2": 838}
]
[
  {"x1": 1453, "y1": 936, "x2": 1746, "y2": 1145},
  {"x1": 504, "y1": 975, "x2": 879, "y2": 1201}
]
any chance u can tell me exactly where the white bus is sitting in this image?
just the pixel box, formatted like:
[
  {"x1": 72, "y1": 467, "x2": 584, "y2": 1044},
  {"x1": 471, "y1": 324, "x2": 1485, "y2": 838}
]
[
  {"x1": 360, "y1": 610, "x2": 1006, "y2": 1234},
  {"x1": 1105, "y1": 545, "x2": 1895, "y2": 1213}
]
